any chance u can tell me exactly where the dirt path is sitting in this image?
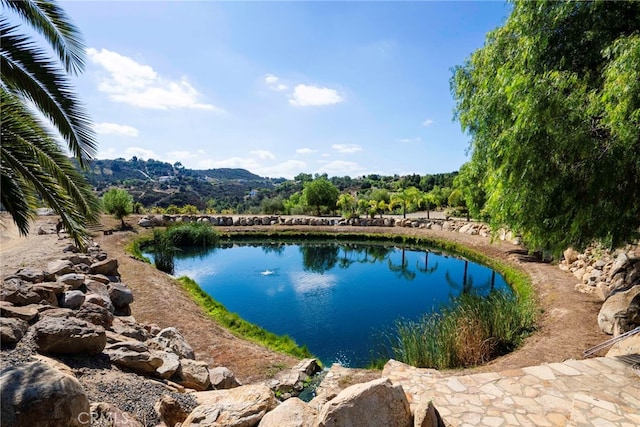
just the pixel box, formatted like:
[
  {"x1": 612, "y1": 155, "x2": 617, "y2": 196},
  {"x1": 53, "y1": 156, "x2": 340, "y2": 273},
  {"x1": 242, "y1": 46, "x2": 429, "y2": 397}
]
[{"x1": 0, "y1": 214, "x2": 605, "y2": 382}]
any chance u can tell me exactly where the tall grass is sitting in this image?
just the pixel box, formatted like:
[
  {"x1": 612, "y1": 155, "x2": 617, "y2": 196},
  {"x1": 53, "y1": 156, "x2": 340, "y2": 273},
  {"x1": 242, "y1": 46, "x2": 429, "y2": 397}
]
[
  {"x1": 145, "y1": 222, "x2": 219, "y2": 273},
  {"x1": 388, "y1": 290, "x2": 537, "y2": 369},
  {"x1": 178, "y1": 276, "x2": 314, "y2": 360}
]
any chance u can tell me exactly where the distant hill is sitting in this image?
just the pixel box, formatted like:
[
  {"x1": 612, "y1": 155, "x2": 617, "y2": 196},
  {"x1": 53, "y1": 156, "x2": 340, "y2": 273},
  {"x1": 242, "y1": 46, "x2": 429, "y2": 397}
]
[{"x1": 77, "y1": 157, "x2": 459, "y2": 213}]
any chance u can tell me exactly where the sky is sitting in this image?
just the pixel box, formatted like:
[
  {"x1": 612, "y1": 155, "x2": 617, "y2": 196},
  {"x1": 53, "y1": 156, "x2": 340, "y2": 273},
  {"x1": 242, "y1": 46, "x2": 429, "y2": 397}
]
[{"x1": 57, "y1": 0, "x2": 511, "y2": 179}]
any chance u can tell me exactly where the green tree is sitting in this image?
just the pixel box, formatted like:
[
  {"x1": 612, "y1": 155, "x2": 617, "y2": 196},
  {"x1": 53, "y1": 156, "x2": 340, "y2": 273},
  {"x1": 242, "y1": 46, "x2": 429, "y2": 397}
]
[
  {"x1": 1, "y1": 0, "x2": 100, "y2": 247},
  {"x1": 102, "y1": 188, "x2": 133, "y2": 228},
  {"x1": 452, "y1": 0, "x2": 640, "y2": 254},
  {"x1": 337, "y1": 193, "x2": 356, "y2": 217},
  {"x1": 303, "y1": 178, "x2": 339, "y2": 216},
  {"x1": 391, "y1": 187, "x2": 421, "y2": 218},
  {"x1": 453, "y1": 161, "x2": 487, "y2": 221}
]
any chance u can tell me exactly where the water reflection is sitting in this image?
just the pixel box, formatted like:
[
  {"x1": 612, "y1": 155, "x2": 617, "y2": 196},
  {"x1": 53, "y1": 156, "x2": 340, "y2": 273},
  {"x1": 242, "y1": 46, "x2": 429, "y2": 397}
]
[{"x1": 144, "y1": 240, "x2": 511, "y2": 367}]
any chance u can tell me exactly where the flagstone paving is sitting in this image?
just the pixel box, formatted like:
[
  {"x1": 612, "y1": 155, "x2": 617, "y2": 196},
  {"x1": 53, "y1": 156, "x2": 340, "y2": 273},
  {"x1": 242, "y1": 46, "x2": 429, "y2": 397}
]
[{"x1": 382, "y1": 357, "x2": 640, "y2": 426}]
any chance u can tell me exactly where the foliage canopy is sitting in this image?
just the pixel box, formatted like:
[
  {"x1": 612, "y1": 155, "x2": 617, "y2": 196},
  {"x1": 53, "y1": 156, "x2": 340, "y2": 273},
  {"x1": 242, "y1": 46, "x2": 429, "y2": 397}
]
[{"x1": 451, "y1": 0, "x2": 640, "y2": 254}]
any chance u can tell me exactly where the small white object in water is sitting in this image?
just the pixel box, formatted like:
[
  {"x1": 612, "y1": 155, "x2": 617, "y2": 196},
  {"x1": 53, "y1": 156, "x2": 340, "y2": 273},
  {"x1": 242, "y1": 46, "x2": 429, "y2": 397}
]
[{"x1": 261, "y1": 270, "x2": 274, "y2": 276}]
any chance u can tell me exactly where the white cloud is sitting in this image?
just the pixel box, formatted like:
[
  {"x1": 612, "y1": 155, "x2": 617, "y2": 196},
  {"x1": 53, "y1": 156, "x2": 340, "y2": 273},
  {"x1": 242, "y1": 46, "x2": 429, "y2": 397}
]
[
  {"x1": 87, "y1": 48, "x2": 224, "y2": 112},
  {"x1": 167, "y1": 150, "x2": 197, "y2": 162},
  {"x1": 200, "y1": 157, "x2": 261, "y2": 170},
  {"x1": 422, "y1": 119, "x2": 434, "y2": 127},
  {"x1": 289, "y1": 272, "x2": 337, "y2": 294},
  {"x1": 250, "y1": 150, "x2": 276, "y2": 160},
  {"x1": 94, "y1": 122, "x2": 139, "y2": 137},
  {"x1": 332, "y1": 144, "x2": 362, "y2": 153},
  {"x1": 289, "y1": 84, "x2": 344, "y2": 107},
  {"x1": 264, "y1": 73, "x2": 288, "y2": 91},
  {"x1": 296, "y1": 148, "x2": 317, "y2": 155},
  {"x1": 398, "y1": 137, "x2": 422, "y2": 143},
  {"x1": 124, "y1": 147, "x2": 159, "y2": 160},
  {"x1": 257, "y1": 160, "x2": 307, "y2": 179},
  {"x1": 319, "y1": 160, "x2": 366, "y2": 176}
]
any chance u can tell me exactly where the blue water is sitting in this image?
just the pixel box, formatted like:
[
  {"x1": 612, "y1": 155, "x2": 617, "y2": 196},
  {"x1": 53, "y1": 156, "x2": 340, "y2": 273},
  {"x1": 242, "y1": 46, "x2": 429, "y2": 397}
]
[{"x1": 157, "y1": 241, "x2": 510, "y2": 367}]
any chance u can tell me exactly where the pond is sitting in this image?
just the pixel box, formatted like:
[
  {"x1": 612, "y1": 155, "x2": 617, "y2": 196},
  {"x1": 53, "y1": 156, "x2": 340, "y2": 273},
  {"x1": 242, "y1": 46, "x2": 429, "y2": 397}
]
[{"x1": 154, "y1": 240, "x2": 510, "y2": 368}]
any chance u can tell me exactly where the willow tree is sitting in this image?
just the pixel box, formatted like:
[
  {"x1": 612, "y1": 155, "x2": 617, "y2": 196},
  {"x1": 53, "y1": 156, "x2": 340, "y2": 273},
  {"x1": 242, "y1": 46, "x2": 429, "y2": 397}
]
[
  {"x1": 451, "y1": 0, "x2": 640, "y2": 254},
  {"x1": 1, "y1": 0, "x2": 100, "y2": 248}
]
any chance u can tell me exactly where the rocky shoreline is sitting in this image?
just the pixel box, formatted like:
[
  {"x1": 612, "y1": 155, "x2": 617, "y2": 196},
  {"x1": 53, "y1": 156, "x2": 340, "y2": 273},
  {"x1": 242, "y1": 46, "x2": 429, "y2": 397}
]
[{"x1": 2, "y1": 218, "x2": 639, "y2": 426}]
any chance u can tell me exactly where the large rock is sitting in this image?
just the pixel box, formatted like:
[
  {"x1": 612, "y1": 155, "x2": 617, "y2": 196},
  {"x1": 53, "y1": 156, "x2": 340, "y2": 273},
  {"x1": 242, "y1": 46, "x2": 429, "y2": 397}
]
[
  {"x1": 16, "y1": 267, "x2": 46, "y2": 283},
  {"x1": 90, "y1": 402, "x2": 143, "y2": 427},
  {"x1": 598, "y1": 285, "x2": 640, "y2": 335},
  {"x1": 150, "y1": 327, "x2": 195, "y2": 359},
  {"x1": 110, "y1": 318, "x2": 150, "y2": 342},
  {"x1": 90, "y1": 258, "x2": 119, "y2": 276},
  {"x1": 414, "y1": 400, "x2": 446, "y2": 427},
  {"x1": 258, "y1": 397, "x2": 317, "y2": 427},
  {"x1": 108, "y1": 283, "x2": 134, "y2": 308},
  {"x1": 31, "y1": 317, "x2": 106, "y2": 355},
  {"x1": 154, "y1": 394, "x2": 190, "y2": 427},
  {"x1": 563, "y1": 247, "x2": 580, "y2": 264},
  {"x1": 0, "y1": 317, "x2": 29, "y2": 344},
  {"x1": 76, "y1": 302, "x2": 114, "y2": 329},
  {"x1": 1, "y1": 278, "x2": 41, "y2": 306},
  {"x1": 104, "y1": 341, "x2": 164, "y2": 375},
  {"x1": 317, "y1": 378, "x2": 412, "y2": 427},
  {"x1": 0, "y1": 304, "x2": 39, "y2": 322},
  {"x1": 156, "y1": 350, "x2": 181, "y2": 379},
  {"x1": 185, "y1": 384, "x2": 278, "y2": 426},
  {"x1": 606, "y1": 334, "x2": 640, "y2": 357},
  {"x1": 176, "y1": 359, "x2": 211, "y2": 391},
  {"x1": 209, "y1": 366, "x2": 241, "y2": 390},
  {"x1": 0, "y1": 362, "x2": 90, "y2": 427},
  {"x1": 47, "y1": 260, "x2": 74, "y2": 276},
  {"x1": 60, "y1": 290, "x2": 86, "y2": 309},
  {"x1": 57, "y1": 273, "x2": 86, "y2": 289}
]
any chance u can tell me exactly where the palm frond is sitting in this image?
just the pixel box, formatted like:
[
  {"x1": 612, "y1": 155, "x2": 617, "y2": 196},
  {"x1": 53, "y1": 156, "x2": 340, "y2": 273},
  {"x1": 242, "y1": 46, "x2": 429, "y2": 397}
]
[
  {"x1": 1, "y1": 0, "x2": 85, "y2": 74},
  {"x1": 1, "y1": 18, "x2": 97, "y2": 165},
  {"x1": 1, "y1": 89, "x2": 100, "y2": 248}
]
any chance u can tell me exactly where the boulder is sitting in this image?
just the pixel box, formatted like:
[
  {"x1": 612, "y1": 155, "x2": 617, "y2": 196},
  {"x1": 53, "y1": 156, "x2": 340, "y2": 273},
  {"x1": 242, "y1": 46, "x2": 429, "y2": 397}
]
[
  {"x1": 150, "y1": 327, "x2": 195, "y2": 359},
  {"x1": 31, "y1": 317, "x2": 106, "y2": 355},
  {"x1": 185, "y1": 385, "x2": 278, "y2": 426},
  {"x1": 39, "y1": 308, "x2": 74, "y2": 320},
  {"x1": 606, "y1": 334, "x2": 640, "y2": 358},
  {"x1": 60, "y1": 290, "x2": 86, "y2": 309},
  {"x1": 57, "y1": 273, "x2": 86, "y2": 289},
  {"x1": 108, "y1": 283, "x2": 134, "y2": 308},
  {"x1": 0, "y1": 317, "x2": 29, "y2": 344},
  {"x1": 598, "y1": 285, "x2": 640, "y2": 335},
  {"x1": 16, "y1": 267, "x2": 46, "y2": 283},
  {"x1": 85, "y1": 293, "x2": 116, "y2": 313},
  {"x1": 0, "y1": 304, "x2": 39, "y2": 322},
  {"x1": 154, "y1": 394, "x2": 190, "y2": 427},
  {"x1": 90, "y1": 258, "x2": 119, "y2": 276},
  {"x1": 563, "y1": 248, "x2": 580, "y2": 264},
  {"x1": 1, "y1": 278, "x2": 41, "y2": 306},
  {"x1": 317, "y1": 378, "x2": 412, "y2": 427},
  {"x1": 414, "y1": 400, "x2": 446, "y2": 427},
  {"x1": 0, "y1": 362, "x2": 90, "y2": 427},
  {"x1": 104, "y1": 341, "x2": 164, "y2": 375},
  {"x1": 63, "y1": 254, "x2": 92, "y2": 266},
  {"x1": 90, "y1": 402, "x2": 143, "y2": 427},
  {"x1": 176, "y1": 359, "x2": 211, "y2": 391},
  {"x1": 76, "y1": 302, "x2": 114, "y2": 329},
  {"x1": 258, "y1": 397, "x2": 317, "y2": 427},
  {"x1": 110, "y1": 318, "x2": 150, "y2": 342},
  {"x1": 156, "y1": 350, "x2": 181, "y2": 379},
  {"x1": 209, "y1": 366, "x2": 241, "y2": 390},
  {"x1": 47, "y1": 260, "x2": 74, "y2": 276}
]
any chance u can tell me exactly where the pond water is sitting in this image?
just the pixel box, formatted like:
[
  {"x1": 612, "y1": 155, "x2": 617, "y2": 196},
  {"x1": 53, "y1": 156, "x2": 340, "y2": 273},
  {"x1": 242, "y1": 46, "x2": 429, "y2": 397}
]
[{"x1": 156, "y1": 240, "x2": 510, "y2": 368}]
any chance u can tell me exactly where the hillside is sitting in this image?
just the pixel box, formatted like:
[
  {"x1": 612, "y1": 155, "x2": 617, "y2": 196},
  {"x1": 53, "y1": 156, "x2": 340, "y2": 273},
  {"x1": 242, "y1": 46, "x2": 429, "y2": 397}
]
[{"x1": 78, "y1": 157, "x2": 459, "y2": 214}]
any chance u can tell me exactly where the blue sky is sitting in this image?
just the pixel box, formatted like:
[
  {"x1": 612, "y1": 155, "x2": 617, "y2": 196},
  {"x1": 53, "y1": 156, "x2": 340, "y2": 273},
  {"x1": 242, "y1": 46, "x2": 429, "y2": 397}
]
[{"x1": 60, "y1": 1, "x2": 510, "y2": 179}]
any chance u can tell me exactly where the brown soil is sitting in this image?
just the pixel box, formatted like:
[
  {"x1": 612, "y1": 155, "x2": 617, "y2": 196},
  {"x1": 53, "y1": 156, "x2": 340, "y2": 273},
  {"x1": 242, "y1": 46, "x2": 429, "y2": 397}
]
[{"x1": 0, "y1": 213, "x2": 606, "y2": 382}]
